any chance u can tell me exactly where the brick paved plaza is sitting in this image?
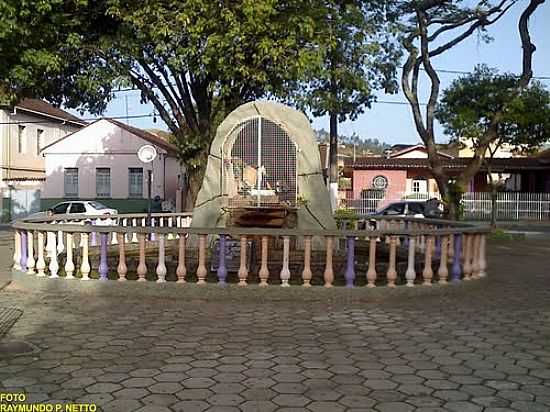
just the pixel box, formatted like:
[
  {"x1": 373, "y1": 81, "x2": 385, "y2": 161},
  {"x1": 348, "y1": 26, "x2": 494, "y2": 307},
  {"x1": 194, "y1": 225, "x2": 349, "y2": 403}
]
[{"x1": 0, "y1": 236, "x2": 549, "y2": 411}]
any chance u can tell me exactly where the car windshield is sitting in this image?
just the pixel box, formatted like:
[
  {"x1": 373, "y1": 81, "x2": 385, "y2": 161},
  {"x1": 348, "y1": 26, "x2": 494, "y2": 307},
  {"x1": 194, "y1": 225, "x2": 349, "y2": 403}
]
[
  {"x1": 381, "y1": 203, "x2": 405, "y2": 215},
  {"x1": 88, "y1": 201, "x2": 109, "y2": 210}
]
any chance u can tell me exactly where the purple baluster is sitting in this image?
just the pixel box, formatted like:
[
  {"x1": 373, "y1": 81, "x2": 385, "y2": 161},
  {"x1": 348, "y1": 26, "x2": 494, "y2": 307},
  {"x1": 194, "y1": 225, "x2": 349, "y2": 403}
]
[
  {"x1": 20, "y1": 231, "x2": 27, "y2": 272},
  {"x1": 452, "y1": 234, "x2": 462, "y2": 281},
  {"x1": 99, "y1": 233, "x2": 108, "y2": 280},
  {"x1": 217, "y1": 235, "x2": 227, "y2": 286},
  {"x1": 344, "y1": 236, "x2": 355, "y2": 287},
  {"x1": 90, "y1": 231, "x2": 97, "y2": 246},
  {"x1": 435, "y1": 236, "x2": 441, "y2": 259}
]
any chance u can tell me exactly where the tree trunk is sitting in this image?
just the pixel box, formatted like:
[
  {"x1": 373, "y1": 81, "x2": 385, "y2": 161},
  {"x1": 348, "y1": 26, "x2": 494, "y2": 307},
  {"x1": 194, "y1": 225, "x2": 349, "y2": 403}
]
[
  {"x1": 183, "y1": 154, "x2": 208, "y2": 211},
  {"x1": 328, "y1": 111, "x2": 338, "y2": 211},
  {"x1": 434, "y1": 173, "x2": 462, "y2": 221}
]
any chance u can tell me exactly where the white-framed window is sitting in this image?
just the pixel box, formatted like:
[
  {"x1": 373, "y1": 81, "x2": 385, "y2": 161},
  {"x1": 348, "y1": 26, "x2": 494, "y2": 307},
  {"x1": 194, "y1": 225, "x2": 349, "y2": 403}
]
[
  {"x1": 96, "y1": 168, "x2": 111, "y2": 198},
  {"x1": 17, "y1": 125, "x2": 26, "y2": 153},
  {"x1": 128, "y1": 168, "x2": 143, "y2": 198},
  {"x1": 36, "y1": 129, "x2": 44, "y2": 156},
  {"x1": 64, "y1": 168, "x2": 79, "y2": 197},
  {"x1": 412, "y1": 179, "x2": 428, "y2": 193}
]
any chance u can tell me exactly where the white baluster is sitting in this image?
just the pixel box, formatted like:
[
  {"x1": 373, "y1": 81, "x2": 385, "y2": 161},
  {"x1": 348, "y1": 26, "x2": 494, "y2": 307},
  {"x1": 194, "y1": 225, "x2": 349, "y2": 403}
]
[
  {"x1": 26, "y1": 231, "x2": 35, "y2": 275},
  {"x1": 80, "y1": 232, "x2": 90, "y2": 280},
  {"x1": 280, "y1": 236, "x2": 290, "y2": 287},
  {"x1": 405, "y1": 236, "x2": 416, "y2": 287},
  {"x1": 36, "y1": 231, "x2": 46, "y2": 277},
  {"x1": 57, "y1": 229, "x2": 65, "y2": 255},
  {"x1": 65, "y1": 232, "x2": 75, "y2": 279},
  {"x1": 48, "y1": 232, "x2": 59, "y2": 278},
  {"x1": 167, "y1": 217, "x2": 174, "y2": 240},
  {"x1": 13, "y1": 230, "x2": 21, "y2": 270},
  {"x1": 131, "y1": 218, "x2": 138, "y2": 243},
  {"x1": 111, "y1": 223, "x2": 118, "y2": 245},
  {"x1": 156, "y1": 234, "x2": 167, "y2": 283}
]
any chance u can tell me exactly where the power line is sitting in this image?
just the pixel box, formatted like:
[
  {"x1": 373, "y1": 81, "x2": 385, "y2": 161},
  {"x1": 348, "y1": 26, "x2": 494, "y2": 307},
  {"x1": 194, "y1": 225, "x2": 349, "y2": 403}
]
[
  {"x1": 0, "y1": 113, "x2": 154, "y2": 126},
  {"x1": 109, "y1": 67, "x2": 550, "y2": 94}
]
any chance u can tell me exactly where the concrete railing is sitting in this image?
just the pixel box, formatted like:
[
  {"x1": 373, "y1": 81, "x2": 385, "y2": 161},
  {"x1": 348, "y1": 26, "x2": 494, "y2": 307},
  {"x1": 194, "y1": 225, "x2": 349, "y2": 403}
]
[{"x1": 11, "y1": 213, "x2": 490, "y2": 288}]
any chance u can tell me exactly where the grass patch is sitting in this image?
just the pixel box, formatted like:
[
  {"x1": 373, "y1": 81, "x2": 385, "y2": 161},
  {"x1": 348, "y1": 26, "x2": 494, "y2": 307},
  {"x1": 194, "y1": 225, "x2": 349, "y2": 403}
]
[{"x1": 488, "y1": 228, "x2": 525, "y2": 241}]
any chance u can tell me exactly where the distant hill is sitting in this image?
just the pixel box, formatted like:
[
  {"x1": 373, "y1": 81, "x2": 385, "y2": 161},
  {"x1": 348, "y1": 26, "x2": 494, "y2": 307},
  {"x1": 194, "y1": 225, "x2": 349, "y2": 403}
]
[{"x1": 314, "y1": 128, "x2": 391, "y2": 156}]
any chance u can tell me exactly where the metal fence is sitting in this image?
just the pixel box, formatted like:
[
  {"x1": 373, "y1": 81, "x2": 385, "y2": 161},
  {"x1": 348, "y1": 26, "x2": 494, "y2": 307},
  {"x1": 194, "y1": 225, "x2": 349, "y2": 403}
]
[
  {"x1": 342, "y1": 191, "x2": 550, "y2": 221},
  {"x1": 462, "y1": 192, "x2": 550, "y2": 221}
]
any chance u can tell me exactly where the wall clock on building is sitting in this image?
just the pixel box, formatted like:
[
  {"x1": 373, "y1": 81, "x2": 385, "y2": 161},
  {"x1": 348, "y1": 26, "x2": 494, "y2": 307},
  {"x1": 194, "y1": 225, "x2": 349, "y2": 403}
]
[{"x1": 372, "y1": 175, "x2": 388, "y2": 190}]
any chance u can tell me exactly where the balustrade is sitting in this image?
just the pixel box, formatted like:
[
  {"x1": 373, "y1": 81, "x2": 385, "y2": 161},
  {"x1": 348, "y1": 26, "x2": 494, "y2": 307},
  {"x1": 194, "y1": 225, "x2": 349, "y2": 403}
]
[{"x1": 11, "y1": 213, "x2": 490, "y2": 289}]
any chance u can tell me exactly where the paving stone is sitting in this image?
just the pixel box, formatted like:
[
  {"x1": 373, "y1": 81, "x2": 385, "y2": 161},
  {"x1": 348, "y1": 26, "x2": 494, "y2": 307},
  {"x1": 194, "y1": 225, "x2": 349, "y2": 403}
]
[
  {"x1": 444, "y1": 401, "x2": 483, "y2": 412},
  {"x1": 272, "y1": 394, "x2": 310, "y2": 407},
  {"x1": 113, "y1": 388, "x2": 150, "y2": 400},
  {"x1": 103, "y1": 399, "x2": 143, "y2": 412},
  {"x1": 375, "y1": 402, "x2": 415, "y2": 412},
  {"x1": 307, "y1": 401, "x2": 346, "y2": 412},
  {"x1": 207, "y1": 393, "x2": 245, "y2": 406},
  {"x1": 150, "y1": 382, "x2": 183, "y2": 394},
  {"x1": 85, "y1": 382, "x2": 122, "y2": 393},
  {"x1": 239, "y1": 400, "x2": 278, "y2": 412}
]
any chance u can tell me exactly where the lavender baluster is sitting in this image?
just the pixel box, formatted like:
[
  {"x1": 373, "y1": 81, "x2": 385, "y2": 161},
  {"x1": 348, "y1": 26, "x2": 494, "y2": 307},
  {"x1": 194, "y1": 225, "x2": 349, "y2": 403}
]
[
  {"x1": 452, "y1": 233, "x2": 462, "y2": 281},
  {"x1": 344, "y1": 236, "x2": 355, "y2": 287},
  {"x1": 217, "y1": 235, "x2": 227, "y2": 286},
  {"x1": 20, "y1": 231, "x2": 27, "y2": 272},
  {"x1": 435, "y1": 236, "x2": 441, "y2": 259},
  {"x1": 99, "y1": 233, "x2": 108, "y2": 280}
]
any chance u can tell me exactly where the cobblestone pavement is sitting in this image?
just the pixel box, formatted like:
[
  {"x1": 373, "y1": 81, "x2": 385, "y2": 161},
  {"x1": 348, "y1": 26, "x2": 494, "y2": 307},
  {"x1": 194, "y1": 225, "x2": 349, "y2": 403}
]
[{"x1": 0, "y1": 238, "x2": 549, "y2": 412}]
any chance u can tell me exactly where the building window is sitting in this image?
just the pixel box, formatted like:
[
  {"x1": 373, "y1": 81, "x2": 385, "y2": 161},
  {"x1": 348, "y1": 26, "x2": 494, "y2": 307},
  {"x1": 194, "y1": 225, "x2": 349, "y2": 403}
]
[
  {"x1": 96, "y1": 168, "x2": 111, "y2": 198},
  {"x1": 64, "y1": 168, "x2": 79, "y2": 197},
  {"x1": 128, "y1": 168, "x2": 143, "y2": 198},
  {"x1": 412, "y1": 178, "x2": 428, "y2": 193},
  {"x1": 17, "y1": 126, "x2": 26, "y2": 153},
  {"x1": 36, "y1": 129, "x2": 44, "y2": 156}
]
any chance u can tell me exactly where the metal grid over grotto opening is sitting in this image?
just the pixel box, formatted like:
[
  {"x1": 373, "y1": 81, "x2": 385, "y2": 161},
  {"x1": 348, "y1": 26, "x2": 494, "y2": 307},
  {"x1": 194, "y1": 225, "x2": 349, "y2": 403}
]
[{"x1": 222, "y1": 116, "x2": 298, "y2": 209}]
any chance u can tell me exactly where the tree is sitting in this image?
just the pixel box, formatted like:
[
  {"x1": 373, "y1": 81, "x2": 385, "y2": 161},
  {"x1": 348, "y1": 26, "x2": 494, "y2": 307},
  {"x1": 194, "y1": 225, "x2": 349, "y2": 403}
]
[
  {"x1": 0, "y1": 0, "x2": 327, "y2": 209},
  {"x1": 437, "y1": 65, "x2": 550, "y2": 225},
  {"x1": 400, "y1": 0, "x2": 546, "y2": 219},
  {"x1": 0, "y1": 0, "x2": 115, "y2": 111},
  {"x1": 291, "y1": 0, "x2": 401, "y2": 209}
]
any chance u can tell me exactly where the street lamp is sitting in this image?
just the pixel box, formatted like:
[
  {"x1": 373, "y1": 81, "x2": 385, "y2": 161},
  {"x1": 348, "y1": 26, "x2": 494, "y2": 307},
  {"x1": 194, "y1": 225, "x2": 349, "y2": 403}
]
[{"x1": 137, "y1": 144, "x2": 157, "y2": 224}]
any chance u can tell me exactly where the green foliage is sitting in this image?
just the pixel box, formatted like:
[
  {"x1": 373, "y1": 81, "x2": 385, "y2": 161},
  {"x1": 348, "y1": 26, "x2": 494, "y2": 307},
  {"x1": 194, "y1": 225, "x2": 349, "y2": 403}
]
[
  {"x1": 290, "y1": 1, "x2": 402, "y2": 122},
  {"x1": 436, "y1": 65, "x2": 550, "y2": 155},
  {"x1": 334, "y1": 208, "x2": 359, "y2": 229},
  {"x1": 488, "y1": 228, "x2": 525, "y2": 241},
  {"x1": 315, "y1": 128, "x2": 390, "y2": 154}
]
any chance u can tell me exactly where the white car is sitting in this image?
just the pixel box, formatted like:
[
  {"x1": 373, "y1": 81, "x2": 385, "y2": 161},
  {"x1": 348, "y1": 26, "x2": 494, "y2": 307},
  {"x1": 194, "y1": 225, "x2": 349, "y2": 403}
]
[
  {"x1": 49, "y1": 201, "x2": 118, "y2": 217},
  {"x1": 24, "y1": 201, "x2": 118, "y2": 221}
]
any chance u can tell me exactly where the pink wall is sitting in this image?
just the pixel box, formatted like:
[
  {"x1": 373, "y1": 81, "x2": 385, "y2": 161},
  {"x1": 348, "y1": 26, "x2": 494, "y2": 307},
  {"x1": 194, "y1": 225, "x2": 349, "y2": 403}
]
[{"x1": 353, "y1": 170, "x2": 407, "y2": 200}]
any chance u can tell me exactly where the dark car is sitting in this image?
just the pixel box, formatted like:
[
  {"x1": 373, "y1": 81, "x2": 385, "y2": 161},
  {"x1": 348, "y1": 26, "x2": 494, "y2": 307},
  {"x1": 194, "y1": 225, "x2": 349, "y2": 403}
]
[{"x1": 373, "y1": 200, "x2": 443, "y2": 219}]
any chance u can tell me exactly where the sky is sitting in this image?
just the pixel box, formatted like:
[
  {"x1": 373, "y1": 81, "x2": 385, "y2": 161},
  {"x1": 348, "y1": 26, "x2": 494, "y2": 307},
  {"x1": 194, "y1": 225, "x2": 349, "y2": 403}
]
[{"x1": 70, "y1": 2, "x2": 550, "y2": 147}]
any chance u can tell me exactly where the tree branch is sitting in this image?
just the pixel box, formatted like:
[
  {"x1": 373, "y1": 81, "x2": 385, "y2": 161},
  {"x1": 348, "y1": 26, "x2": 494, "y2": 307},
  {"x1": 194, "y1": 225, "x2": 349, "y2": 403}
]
[{"x1": 518, "y1": 0, "x2": 545, "y2": 88}]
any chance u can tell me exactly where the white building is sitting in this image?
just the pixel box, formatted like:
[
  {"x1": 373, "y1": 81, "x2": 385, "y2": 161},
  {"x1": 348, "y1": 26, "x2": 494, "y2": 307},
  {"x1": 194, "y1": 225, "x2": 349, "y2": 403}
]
[
  {"x1": 0, "y1": 99, "x2": 85, "y2": 221},
  {"x1": 41, "y1": 119, "x2": 184, "y2": 213}
]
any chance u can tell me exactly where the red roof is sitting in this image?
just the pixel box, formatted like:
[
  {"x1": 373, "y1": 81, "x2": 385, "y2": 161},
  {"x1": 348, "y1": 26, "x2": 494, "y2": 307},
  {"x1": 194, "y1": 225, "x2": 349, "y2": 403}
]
[
  {"x1": 41, "y1": 118, "x2": 178, "y2": 156},
  {"x1": 345, "y1": 156, "x2": 550, "y2": 172},
  {"x1": 15, "y1": 99, "x2": 85, "y2": 125},
  {"x1": 107, "y1": 119, "x2": 177, "y2": 155}
]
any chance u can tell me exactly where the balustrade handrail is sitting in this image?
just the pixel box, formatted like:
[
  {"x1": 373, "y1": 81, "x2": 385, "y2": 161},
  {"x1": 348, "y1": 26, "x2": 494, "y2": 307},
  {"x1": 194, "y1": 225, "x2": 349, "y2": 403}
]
[
  {"x1": 11, "y1": 211, "x2": 490, "y2": 288},
  {"x1": 12, "y1": 213, "x2": 490, "y2": 238}
]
